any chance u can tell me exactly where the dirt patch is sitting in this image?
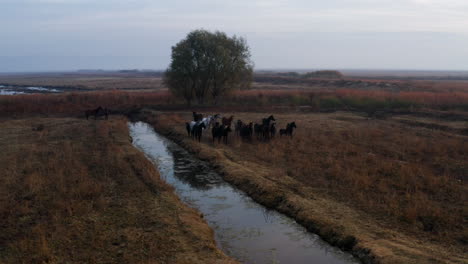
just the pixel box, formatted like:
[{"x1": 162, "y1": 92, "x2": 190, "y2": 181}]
[{"x1": 0, "y1": 117, "x2": 236, "y2": 263}]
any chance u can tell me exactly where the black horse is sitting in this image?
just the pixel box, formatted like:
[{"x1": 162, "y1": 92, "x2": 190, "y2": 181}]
[
  {"x1": 192, "y1": 122, "x2": 206, "y2": 142},
  {"x1": 212, "y1": 124, "x2": 231, "y2": 144},
  {"x1": 261, "y1": 115, "x2": 275, "y2": 140},
  {"x1": 279, "y1": 122, "x2": 297, "y2": 137},
  {"x1": 193, "y1": 111, "x2": 203, "y2": 122},
  {"x1": 235, "y1": 120, "x2": 243, "y2": 136},
  {"x1": 254, "y1": 123, "x2": 263, "y2": 139},
  {"x1": 85, "y1": 106, "x2": 108, "y2": 120},
  {"x1": 270, "y1": 123, "x2": 276, "y2": 138},
  {"x1": 240, "y1": 122, "x2": 253, "y2": 141}
]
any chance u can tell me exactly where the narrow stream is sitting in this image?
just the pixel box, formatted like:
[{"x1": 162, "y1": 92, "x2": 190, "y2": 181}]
[{"x1": 129, "y1": 122, "x2": 359, "y2": 264}]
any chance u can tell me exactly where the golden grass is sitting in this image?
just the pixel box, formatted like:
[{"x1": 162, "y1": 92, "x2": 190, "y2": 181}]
[
  {"x1": 0, "y1": 117, "x2": 235, "y2": 263},
  {"x1": 140, "y1": 110, "x2": 468, "y2": 264}
]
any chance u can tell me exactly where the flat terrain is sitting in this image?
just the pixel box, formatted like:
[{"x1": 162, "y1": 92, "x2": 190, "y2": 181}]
[
  {"x1": 1, "y1": 71, "x2": 467, "y2": 263},
  {"x1": 139, "y1": 109, "x2": 468, "y2": 264},
  {"x1": 0, "y1": 73, "x2": 165, "y2": 91},
  {"x1": 0, "y1": 117, "x2": 235, "y2": 263}
]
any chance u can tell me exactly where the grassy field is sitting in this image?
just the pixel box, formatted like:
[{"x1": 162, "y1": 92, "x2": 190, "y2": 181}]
[
  {"x1": 138, "y1": 109, "x2": 467, "y2": 264},
  {"x1": 0, "y1": 73, "x2": 165, "y2": 91},
  {"x1": 0, "y1": 117, "x2": 235, "y2": 263},
  {"x1": 1, "y1": 73, "x2": 467, "y2": 263}
]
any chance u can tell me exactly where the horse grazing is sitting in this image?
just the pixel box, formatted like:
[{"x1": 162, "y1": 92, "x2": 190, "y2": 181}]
[
  {"x1": 85, "y1": 106, "x2": 109, "y2": 120},
  {"x1": 193, "y1": 111, "x2": 203, "y2": 122},
  {"x1": 222, "y1": 115, "x2": 234, "y2": 126},
  {"x1": 240, "y1": 122, "x2": 253, "y2": 141},
  {"x1": 279, "y1": 122, "x2": 297, "y2": 137},
  {"x1": 192, "y1": 122, "x2": 206, "y2": 142},
  {"x1": 235, "y1": 120, "x2": 243, "y2": 136}
]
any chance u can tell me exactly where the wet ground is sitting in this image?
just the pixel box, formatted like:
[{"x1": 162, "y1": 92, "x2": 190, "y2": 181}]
[
  {"x1": 0, "y1": 85, "x2": 61, "y2": 95},
  {"x1": 129, "y1": 121, "x2": 359, "y2": 264}
]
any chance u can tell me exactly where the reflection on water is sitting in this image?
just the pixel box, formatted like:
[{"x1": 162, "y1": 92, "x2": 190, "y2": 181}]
[{"x1": 129, "y1": 122, "x2": 359, "y2": 264}]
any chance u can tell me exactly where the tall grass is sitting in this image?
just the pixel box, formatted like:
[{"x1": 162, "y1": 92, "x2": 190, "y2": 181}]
[
  {"x1": 1, "y1": 87, "x2": 467, "y2": 118},
  {"x1": 150, "y1": 111, "x2": 468, "y2": 245}
]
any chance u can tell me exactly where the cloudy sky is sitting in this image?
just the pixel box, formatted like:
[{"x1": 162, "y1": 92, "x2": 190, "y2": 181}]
[{"x1": 1, "y1": 0, "x2": 468, "y2": 72}]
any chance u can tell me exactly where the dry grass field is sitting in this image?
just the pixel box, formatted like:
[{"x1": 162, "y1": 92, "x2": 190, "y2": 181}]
[
  {"x1": 139, "y1": 109, "x2": 467, "y2": 264},
  {"x1": 0, "y1": 73, "x2": 165, "y2": 91},
  {"x1": 0, "y1": 117, "x2": 235, "y2": 263},
  {"x1": 1, "y1": 73, "x2": 467, "y2": 263}
]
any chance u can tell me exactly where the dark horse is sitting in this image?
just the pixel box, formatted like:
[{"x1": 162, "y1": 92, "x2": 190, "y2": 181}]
[
  {"x1": 240, "y1": 122, "x2": 253, "y2": 141},
  {"x1": 193, "y1": 111, "x2": 203, "y2": 122},
  {"x1": 279, "y1": 122, "x2": 297, "y2": 137},
  {"x1": 85, "y1": 106, "x2": 108, "y2": 120},
  {"x1": 192, "y1": 122, "x2": 206, "y2": 142},
  {"x1": 270, "y1": 123, "x2": 276, "y2": 138},
  {"x1": 261, "y1": 115, "x2": 276, "y2": 140},
  {"x1": 235, "y1": 120, "x2": 243, "y2": 136},
  {"x1": 222, "y1": 115, "x2": 234, "y2": 127},
  {"x1": 212, "y1": 123, "x2": 232, "y2": 144}
]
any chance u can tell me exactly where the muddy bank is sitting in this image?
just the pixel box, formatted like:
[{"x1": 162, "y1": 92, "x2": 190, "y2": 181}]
[
  {"x1": 134, "y1": 109, "x2": 468, "y2": 264},
  {"x1": 130, "y1": 121, "x2": 359, "y2": 264},
  {"x1": 133, "y1": 110, "x2": 376, "y2": 264}
]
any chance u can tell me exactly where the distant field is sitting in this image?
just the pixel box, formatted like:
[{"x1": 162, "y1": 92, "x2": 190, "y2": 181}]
[
  {"x1": 2, "y1": 72, "x2": 468, "y2": 93},
  {"x1": 0, "y1": 72, "x2": 165, "y2": 91}
]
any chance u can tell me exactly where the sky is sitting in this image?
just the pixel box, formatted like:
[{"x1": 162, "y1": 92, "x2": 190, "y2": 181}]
[{"x1": 1, "y1": 0, "x2": 468, "y2": 72}]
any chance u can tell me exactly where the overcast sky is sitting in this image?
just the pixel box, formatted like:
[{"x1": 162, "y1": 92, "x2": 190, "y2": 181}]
[{"x1": 1, "y1": 0, "x2": 468, "y2": 72}]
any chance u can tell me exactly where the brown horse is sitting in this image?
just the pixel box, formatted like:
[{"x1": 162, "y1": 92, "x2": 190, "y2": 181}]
[
  {"x1": 85, "y1": 106, "x2": 108, "y2": 120},
  {"x1": 222, "y1": 115, "x2": 234, "y2": 126}
]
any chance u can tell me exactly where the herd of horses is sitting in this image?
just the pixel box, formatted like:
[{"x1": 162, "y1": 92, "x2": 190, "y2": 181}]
[{"x1": 186, "y1": 111, "x2": 297, "y2": 144}]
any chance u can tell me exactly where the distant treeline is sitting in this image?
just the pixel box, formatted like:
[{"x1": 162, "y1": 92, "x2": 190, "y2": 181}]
[{"x1": 258, "y1": 70, "x2": 344, "y2": 79}]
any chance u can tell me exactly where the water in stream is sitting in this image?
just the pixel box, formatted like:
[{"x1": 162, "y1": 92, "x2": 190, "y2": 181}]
[{"x1": 129, "y1": 122, "x2": 359, "y2": 264}]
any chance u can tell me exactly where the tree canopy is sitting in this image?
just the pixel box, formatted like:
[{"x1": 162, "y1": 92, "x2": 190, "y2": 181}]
[{"x1": 164, "y1": 29, "x2": 253, "y2": 105}]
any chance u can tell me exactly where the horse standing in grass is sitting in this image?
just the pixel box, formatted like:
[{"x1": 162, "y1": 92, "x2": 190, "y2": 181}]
[
  {"x1": 222, "y1": 115, "x2": 234, "y2": 127},
  {"x1": 212, "y1": 123, "x2": 232, "y2": 144},
  {"x1": 235, "y1": 120, "x2": 243, "y2": 136},
  {"x1": 192, "y1": 122, "x2": 206, "y2": 142},
  {"x1": 261, "y1": 115, "x2": 275, "y2": 140},
  {"x1": 193, "y1": 111, "x2": 203, "y2": 122},
  {"x1": 240, "y1": 122, "x2": 253, "y2": 141},
  {"x1": 270, "y1": 123, "x2": 276, "y2": 138},
  {"x1": 85, "y1": 106, "x2": 109, "y2": 120},
  {"x1": 279, "y1": 122, "x2": 297, "y2": 137},
  {"x1": 254, "y1": 123, "x2": 263, "y2": 139},
  {"x1": 201, "y1": 114, "x2": 219, "y2": 129}
]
